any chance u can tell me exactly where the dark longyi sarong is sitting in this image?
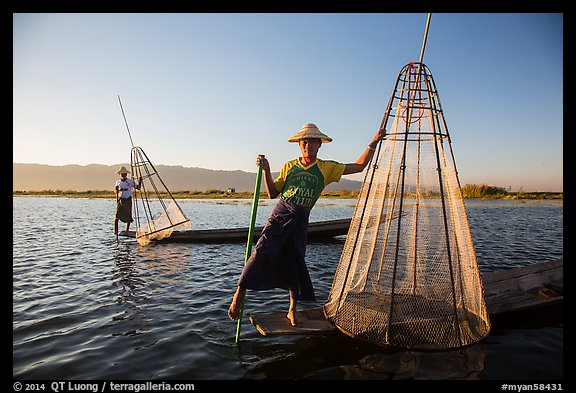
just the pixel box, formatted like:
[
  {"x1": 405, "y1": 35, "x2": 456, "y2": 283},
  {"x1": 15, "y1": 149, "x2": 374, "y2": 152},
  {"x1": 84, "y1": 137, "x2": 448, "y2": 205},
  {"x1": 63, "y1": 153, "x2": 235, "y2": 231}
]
[
  {"x1": 237, "y1": 199, "x2": 315, "y2": 301},
  {"x1": 115, "y1": 197, "x2": 134, "y2": 223}
]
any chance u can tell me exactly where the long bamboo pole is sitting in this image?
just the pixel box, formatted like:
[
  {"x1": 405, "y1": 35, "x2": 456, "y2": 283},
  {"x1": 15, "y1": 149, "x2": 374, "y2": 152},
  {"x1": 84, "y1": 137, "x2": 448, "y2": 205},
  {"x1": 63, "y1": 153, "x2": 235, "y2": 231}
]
[
  {"x1": 234, "y1": 158, "x2": 264, "y2": 344},
  {"x1": 418, "y1": 13, "x2": 432, "y2": 65},
  {"x1": 118, "y1": 95, "x2": 136, "y2": 149}
]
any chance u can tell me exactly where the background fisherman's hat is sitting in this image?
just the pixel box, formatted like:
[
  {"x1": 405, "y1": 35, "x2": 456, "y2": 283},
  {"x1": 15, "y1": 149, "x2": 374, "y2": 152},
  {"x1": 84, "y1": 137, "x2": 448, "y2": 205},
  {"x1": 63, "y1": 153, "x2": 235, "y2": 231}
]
[
  {"x1": 288, "y1": 123, "x2": 333, "y2": 143},
  {"x1": 115, "y1": 166, "x2": 130, "y2": 174}
]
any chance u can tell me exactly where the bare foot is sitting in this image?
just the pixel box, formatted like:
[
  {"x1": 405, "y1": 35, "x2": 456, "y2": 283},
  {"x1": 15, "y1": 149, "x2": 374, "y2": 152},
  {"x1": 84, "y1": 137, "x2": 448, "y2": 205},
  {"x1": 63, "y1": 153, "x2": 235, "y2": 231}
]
[
  {"x1": 287, "y1": 309, "x2": 301, "y2": 327},
  {"x1": 228, "y1": 288, "x2": 245, "y2": 321}
]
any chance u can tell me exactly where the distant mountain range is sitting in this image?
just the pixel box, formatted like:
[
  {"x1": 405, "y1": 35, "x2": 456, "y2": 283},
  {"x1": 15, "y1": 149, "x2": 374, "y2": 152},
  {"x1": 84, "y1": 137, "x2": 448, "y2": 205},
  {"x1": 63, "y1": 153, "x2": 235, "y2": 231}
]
[{"x1": 12, "y1": 163, "x2": 363, "y2": 192}]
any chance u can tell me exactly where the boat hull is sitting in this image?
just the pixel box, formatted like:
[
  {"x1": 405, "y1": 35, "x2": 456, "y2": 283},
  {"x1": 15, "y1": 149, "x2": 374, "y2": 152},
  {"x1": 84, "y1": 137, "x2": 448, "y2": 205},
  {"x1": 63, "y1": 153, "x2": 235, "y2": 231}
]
[{"x1": 119, "y1": 218, "x2": 351, "y2": 243}]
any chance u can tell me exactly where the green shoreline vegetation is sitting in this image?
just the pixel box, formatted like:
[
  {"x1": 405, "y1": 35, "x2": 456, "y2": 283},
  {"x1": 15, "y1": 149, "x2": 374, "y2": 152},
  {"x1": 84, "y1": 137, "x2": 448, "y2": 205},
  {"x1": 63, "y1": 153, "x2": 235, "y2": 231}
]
[{"x1": 13, "y1": 184, "x2": 562, "y2": 200}]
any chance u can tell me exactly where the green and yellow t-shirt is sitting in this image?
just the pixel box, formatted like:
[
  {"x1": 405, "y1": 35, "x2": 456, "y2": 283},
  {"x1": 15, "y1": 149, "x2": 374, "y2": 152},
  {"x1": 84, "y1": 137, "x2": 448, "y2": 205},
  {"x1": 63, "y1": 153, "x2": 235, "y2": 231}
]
[{"x1": 274, "y1": 158, "x2": 346, "y2": 210}]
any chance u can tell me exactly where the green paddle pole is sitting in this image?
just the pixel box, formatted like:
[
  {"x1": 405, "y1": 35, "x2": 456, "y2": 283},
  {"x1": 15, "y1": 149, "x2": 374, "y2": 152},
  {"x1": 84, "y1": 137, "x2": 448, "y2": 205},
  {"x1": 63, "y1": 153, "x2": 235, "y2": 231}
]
[{"x1": 235, "y1": 157, "x2": 264, "y2": 343}]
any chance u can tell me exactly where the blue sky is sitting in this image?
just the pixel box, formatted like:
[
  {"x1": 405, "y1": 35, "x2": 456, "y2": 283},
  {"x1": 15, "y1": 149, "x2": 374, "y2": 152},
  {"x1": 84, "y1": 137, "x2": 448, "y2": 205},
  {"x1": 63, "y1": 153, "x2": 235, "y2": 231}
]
[{"x1": 13, "y1": 13, "x2": 563, "y2": 191}]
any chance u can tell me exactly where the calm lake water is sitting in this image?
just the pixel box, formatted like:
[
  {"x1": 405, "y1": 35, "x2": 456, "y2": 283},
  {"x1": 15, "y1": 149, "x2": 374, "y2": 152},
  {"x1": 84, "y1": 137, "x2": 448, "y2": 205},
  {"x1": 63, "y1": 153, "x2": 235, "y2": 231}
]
[{"x1": 13, "y1": 197, "x2": 563, "y2": 381}]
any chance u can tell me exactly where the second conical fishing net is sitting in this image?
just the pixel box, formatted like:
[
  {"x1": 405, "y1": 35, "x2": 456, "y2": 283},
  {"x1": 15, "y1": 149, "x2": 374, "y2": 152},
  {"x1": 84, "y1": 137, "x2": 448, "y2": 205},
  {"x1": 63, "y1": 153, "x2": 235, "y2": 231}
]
[
  {"x1": 130, "y1": 146, "x2": 191, "y2": 246},
  {"x1": 324, "y1": 62, "x2": 490, "y2": 350}
]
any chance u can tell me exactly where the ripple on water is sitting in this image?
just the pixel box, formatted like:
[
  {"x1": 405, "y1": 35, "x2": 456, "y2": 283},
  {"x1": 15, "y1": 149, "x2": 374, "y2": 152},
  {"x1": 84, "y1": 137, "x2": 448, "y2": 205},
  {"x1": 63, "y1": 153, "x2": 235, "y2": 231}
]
[{"x1": 12, "y1": 197, "x2": 563, "y2": 379}]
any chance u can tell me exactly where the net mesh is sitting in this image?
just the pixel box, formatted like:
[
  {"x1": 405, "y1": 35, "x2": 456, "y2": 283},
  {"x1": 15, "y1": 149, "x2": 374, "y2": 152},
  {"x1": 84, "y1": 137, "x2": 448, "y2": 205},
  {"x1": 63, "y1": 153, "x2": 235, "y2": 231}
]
[
  {"x1": 324, "y1": 63, "x2": 490, "y2": 350},
  {"x1": 130, "y1": 146, "x2": 191, "y2": 246}
]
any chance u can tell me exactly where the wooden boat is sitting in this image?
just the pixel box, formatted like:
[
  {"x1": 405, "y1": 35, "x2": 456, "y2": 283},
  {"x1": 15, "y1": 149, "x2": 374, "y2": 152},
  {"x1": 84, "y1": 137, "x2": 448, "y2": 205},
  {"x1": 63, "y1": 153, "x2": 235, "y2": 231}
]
[
  {"x1": 481, "y1": 257, "x2": 563, "y2": 322},
  {"x1": 119, "y1": 218, "x2": 351, "y2": 243},
  {"x1": 249, "y1": 257, "x2": 563, "y2": 336}
]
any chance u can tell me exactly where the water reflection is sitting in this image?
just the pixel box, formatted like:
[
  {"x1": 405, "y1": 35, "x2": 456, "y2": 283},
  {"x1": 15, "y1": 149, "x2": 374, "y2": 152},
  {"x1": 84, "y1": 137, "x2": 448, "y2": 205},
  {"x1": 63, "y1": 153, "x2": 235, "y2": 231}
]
[
  {"x1": 134, "y1": 242, "x2": 193, "y2": 286},
  {"x1": 352, "y1": 344, "x2": 486, "y2": 379},
  {"x1": 110, "y1": 241, "x2": 196, "y2": 338},
  {"x1": 112, "y1": 242, "x2": 139, "y2": 305},
  {"x1": 242, "y1": 332, "x2": 487, "y2": 380},
  {"x1": 111, "y1": 242, "x2": 146, "y2": 336}
]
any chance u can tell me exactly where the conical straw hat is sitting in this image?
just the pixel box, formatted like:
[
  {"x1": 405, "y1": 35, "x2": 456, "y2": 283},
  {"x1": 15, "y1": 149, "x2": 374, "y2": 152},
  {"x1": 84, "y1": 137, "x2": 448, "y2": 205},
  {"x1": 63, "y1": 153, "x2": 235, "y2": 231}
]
[
  {"x1": 115, "y1": 166, "x2": 130, "y2": 174},
  {"x1": 288, "y1": 123, "x2": 333, "y2": 143}
]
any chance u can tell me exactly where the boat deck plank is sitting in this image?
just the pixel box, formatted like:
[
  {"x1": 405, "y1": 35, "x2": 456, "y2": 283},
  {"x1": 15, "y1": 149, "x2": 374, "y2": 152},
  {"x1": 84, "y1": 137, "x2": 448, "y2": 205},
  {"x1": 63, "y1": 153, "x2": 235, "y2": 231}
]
[{"x1": 249, "y1": 307, "x2": 335, "y2": 336}]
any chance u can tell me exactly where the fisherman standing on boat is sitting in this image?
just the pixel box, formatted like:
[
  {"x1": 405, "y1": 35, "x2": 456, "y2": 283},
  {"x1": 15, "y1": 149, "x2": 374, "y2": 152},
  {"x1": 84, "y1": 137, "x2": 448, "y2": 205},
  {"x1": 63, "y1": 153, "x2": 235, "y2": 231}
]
[
  {"x1": 114, "y1": 166, "x2": 142, "y2": 239},
  {"x1": 228, "y1": 123, "x2": 385, "y2": 326}
]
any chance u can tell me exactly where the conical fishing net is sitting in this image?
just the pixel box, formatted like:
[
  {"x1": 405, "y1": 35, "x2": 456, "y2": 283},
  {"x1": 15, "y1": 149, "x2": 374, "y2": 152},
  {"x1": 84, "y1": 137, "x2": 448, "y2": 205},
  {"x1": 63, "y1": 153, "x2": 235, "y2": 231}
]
[
  {"x1": 130, "y1": 146, "x2": 191, "y2": 246},
  {"x1": 324, "y1": 62, "x2": 490, "y2": 350}
]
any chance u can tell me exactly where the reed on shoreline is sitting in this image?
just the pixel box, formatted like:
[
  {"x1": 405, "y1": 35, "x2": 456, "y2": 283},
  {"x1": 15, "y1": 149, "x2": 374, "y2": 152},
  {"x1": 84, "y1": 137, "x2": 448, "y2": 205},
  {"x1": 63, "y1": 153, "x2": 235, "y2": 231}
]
[{"x1": 12, "y1": 185, "x2": 563, "y2": 200}]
